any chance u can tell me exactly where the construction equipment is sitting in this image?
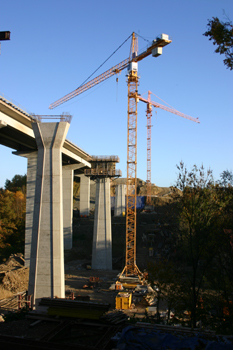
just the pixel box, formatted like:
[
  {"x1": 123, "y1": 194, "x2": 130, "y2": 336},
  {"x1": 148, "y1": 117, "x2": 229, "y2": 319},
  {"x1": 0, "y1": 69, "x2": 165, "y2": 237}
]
[
  {"x1": 49, "y1": 32, "x2": 172, "y2": 278},
  {"x1": 138, "y1": 91, "x2": 200, "y2": 204},
  {"x1": 49, "y1": 33, "x2": 171, "y2": 110},
  {"x1": 115, "y1": 292, "x2": 132, "y2": 310}
]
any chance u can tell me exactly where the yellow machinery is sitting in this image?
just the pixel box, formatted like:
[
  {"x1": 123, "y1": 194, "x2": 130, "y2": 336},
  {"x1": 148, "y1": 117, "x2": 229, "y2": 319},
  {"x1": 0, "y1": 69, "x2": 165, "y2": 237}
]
[{"x1": 115, "y1": 292, "x2": 132, "y2": 310}]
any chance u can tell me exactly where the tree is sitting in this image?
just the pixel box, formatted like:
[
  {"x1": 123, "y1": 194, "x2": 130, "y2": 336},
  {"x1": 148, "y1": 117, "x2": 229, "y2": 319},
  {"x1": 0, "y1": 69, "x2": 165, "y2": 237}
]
[
  {"x1": 0, "y1": 188, "x2": 26, "y2": 260},
  {"x1": 218, "y1": 170, "x2": 233, "y2": 187},
  {"x1": 174, "y1": 162, "x2": 225, "y2": 328},
  {"x1": 147, "y1": 259, "x2": 182, "y2": 324},
  {"x1": 203, "y1": 17, "x2": 233, "y2": 70},
  {"x1": 0, "y1": 189, "x2": 17, "y2": 249},
  {"x1": 148, "y1": 163, "x2": 233, "y2": 330},
  {"x1": 5, "y1": 174, "x2": 26, "y2": 194},
  {"x1": 205, "y1": 184, "x2": 233, "y2": 334}
]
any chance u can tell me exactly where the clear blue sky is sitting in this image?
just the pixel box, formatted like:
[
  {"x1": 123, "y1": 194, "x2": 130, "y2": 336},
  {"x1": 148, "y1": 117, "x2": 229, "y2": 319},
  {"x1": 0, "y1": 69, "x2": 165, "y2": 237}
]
[{"x1": 0, "y1": 0, "x2": 232, "y2": 188}]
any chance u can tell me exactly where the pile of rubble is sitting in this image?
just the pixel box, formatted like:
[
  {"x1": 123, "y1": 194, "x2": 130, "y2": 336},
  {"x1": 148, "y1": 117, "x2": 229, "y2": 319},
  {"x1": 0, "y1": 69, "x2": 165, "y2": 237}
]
[{"x1": 0, "y1": 254, "x2": 29, "y2": 298}]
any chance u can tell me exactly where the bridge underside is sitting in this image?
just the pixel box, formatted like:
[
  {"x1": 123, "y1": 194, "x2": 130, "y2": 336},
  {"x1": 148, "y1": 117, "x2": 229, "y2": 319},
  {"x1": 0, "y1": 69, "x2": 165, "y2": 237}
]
[{"x1": 0, "y1": 123, "x2": 86, "y2": 167}]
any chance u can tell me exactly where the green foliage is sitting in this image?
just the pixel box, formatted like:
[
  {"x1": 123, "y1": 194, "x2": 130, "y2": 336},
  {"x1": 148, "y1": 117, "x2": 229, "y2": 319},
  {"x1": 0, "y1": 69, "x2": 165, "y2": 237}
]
[
  {"x1": 218, "y1": 170, "x2": 233, "y2": 187},
  {"x1": 0, "y1": 188, "x2": 26, "y2": 261},
  {"x1": 5, "y1": 174, "x2": 27, "y2": 194},
  {"x1": 174, "y1": 163, "x2": 233, "y2": 328},
  {"x1": 148, "y1": 162, "x2": 233, "y2": 331},
  {"x1": 203, "y1": 17, "x2": 233, "y2": 70}
]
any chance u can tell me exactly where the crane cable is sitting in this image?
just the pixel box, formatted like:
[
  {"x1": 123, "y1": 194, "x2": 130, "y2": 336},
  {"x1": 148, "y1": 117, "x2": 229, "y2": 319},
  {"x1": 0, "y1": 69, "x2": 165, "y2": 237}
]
[
  {"x1": 77, "y1": 33, "x2": 133, "y2": 89},
  {"x1": 150, "y1": 91, "x2": 177, "y2": 110},
  {"x1": 134, "y1": 33, "x2": 151, "y2": 43}
]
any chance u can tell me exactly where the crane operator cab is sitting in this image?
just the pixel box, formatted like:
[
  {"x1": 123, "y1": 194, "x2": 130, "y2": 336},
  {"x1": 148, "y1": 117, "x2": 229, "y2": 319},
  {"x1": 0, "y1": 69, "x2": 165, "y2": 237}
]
[{"x1": 127, "y1": 62, "x2": 138, "y2": 77}]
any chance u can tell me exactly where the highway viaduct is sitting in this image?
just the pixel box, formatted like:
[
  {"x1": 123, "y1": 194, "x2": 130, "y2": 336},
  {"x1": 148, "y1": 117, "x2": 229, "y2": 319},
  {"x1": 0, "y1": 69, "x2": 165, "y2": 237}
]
[{"x1": 0, "y1": 95, "x2": 92, "y2": 306}]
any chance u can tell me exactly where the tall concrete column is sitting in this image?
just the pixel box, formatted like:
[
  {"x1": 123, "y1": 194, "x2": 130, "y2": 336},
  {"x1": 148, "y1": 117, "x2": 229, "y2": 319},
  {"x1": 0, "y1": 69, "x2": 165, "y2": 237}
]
[
  {"x1": 28, "y1": 121, "x2": 69, "y2": 307},
  {"x1": 79, "y1": 174, "x2": 90, "y2": 217},
  {"x1": 92, "y1": 178, "x2": 112, "y2": 270},
  {"x1": 12, "y1": 150, "x2": 38, "y2": 268},
  {"x1": 24, "y1": 152, "x2": 38, "y2": 267},
  {"x1": 114, "y1": 184, "x2": 126, "y2": 217},
  {"x1": 63, "y1": 164, "x2": 84, "y2": 250}
]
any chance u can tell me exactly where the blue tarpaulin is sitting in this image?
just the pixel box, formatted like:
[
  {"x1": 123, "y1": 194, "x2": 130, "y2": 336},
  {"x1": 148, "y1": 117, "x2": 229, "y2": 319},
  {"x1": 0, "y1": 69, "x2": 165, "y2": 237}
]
[{"x1": 116, "y1": 326, "x2": 233, "y2": 350}]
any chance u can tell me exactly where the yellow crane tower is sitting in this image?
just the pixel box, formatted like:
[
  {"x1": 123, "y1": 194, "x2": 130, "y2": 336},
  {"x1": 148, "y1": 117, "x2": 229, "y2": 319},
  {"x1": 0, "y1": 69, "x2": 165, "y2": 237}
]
[{"x1": 49, "y1": 32, "x2": 172, "y2": 277}]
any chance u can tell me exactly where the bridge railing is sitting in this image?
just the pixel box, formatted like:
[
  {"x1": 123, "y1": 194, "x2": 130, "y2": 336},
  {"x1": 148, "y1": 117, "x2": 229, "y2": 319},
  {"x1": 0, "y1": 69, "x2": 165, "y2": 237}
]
[
  {"x1": 31, "y1": 113, "x2": 72, "y2": 124},
  {"x1": 0, "y1": 92, "x2": 32, "y2": 117}
]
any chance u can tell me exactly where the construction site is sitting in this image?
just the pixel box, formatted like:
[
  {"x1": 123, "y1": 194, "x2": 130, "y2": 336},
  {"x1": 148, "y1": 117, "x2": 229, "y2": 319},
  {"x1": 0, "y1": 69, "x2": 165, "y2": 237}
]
[
  {"x1": 0, "y1": 183, "x2": 187, "y2": 349},
  {"x1": 1, "y1": 182, "x2": 231, "y2": 349},
  {"x1": 0, "y1": 30, "x2": 231, "y2": 349}
]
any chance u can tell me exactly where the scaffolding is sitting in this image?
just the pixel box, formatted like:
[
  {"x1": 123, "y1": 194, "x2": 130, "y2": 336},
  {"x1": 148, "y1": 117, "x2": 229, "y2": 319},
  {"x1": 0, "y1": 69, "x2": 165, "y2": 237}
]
[{"x1": 84, "y1": 156, "x2": 121, "y2": 180}]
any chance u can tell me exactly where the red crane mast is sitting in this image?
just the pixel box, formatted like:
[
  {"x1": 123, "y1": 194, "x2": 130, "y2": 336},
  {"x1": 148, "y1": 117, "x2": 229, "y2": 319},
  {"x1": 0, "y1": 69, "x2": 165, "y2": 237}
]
[{"x1": 137, "y1": 91, "x2": 200, "y2": 204}]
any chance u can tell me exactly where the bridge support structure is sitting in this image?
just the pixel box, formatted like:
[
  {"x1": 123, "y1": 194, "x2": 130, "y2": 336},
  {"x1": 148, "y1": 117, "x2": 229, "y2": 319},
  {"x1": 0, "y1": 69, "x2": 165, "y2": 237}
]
[
  {"x1": 84, "y1": 156, "x2": 121, "y2": 270},
  {"x1": 78, "y1": 174, "x2": 90, "y2": 217},
  {"x1": 114, "y1": 184, "x2": 126, "y2": 217},
  {"x1": 24, "y1": 151, "x2": 38, "y2": 267},
  {"x1": 62, "y1": 164, "x2": 85, "y2": 250},
  {"x1": 16, "y1": 154, "x2": 88, "y2": 266},
  {"x1": 28, "y1": 121, "x2": 69, "y2": 307},
  {"x1": 92, "y1": 177, "x2": 112, "y2": 269}
]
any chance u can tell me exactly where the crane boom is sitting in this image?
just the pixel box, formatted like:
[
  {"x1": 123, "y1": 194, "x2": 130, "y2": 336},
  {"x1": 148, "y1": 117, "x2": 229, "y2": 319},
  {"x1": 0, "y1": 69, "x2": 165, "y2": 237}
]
[
  {"x1": 137, "y1": 94, "x2": 200, "y2": 123},
  {"x1": 49, "y1": 58, "x2": 129, "y2": 109},
  {"x1": 49, "y1": 34, "x2": 171, "y2": 109},
  {"x1": 138, "y1": 90, "x2": 200, "y2": 206}
]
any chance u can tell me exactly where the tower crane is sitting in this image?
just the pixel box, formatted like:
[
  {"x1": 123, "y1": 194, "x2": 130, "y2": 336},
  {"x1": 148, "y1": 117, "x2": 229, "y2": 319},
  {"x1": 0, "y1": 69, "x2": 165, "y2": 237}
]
[
  {"x1": 138, "y1": 91, "x2": 200, "y2": 205},
  {"x1": 49, "y1": 32, "x2": 172, "y2": 277}
]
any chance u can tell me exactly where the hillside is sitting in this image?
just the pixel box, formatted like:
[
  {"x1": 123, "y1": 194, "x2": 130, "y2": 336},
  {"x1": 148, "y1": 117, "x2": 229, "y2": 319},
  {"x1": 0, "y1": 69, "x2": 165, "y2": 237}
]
[{"x1": 74, "y1": 177, "x2": 182, "y2": 212}]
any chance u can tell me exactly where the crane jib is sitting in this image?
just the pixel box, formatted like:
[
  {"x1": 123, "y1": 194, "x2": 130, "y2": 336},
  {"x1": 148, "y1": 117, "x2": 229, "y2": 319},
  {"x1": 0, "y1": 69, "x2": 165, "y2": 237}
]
[
  {"x1": 137, "y1": 95, "x2": 200, "y2": 124},
  {"x1": 49, "y1": 58, "x2": 130, "y2": 109},
  {"x1": 49, "y1": 37, "x2": 172, "y2": 109}
]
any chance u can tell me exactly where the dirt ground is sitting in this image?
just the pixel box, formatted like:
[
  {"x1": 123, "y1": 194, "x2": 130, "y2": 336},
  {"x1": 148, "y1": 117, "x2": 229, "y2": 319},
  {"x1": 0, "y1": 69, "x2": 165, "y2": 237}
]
[
  {"x1": 0, "y1": 257, "x2": 118, "y2": 306},
  {"x1": 0, "y1": 257, "x2": 158, "y2": 312},
  {"x1": 65, "y1": 260, "x2": 121, "y2": 308},
  {"x1": 0, "y1": 254, "x2": 29, "y2": 299}
]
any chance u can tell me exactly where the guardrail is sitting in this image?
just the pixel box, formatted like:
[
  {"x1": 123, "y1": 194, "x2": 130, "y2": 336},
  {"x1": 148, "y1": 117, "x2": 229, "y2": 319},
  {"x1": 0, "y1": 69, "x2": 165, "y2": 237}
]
[{"x1": 0, "y1": 92, "x2": 33, "y2": 117}]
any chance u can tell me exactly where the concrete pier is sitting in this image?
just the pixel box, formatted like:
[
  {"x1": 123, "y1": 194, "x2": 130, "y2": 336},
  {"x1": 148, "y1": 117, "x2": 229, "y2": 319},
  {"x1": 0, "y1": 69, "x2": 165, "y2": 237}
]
[
  {"x1": 114, "y1": 184, "x2": 126, "y2": 217},
  {"x1": 12, "y1": 150, "x2": 38, "y2": 268},
  {"x1": 28, "y1": 121, "x2": 69, "y2": 306},
  {"x1": 79, "y1": 174, "x2": 90, "y2": 217},
  {"x1": 63, "y1": 164, "x2": 84, "y2": 250},
  {"x1": 84, "y1": 156, "x2": 121, "y2": 271},
  {"x1": 92, "y1": 178, "x2": 112, "y2": 270},
  {"x1": 24, "y1": 152, "x2": 38, "y2": 267}
]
